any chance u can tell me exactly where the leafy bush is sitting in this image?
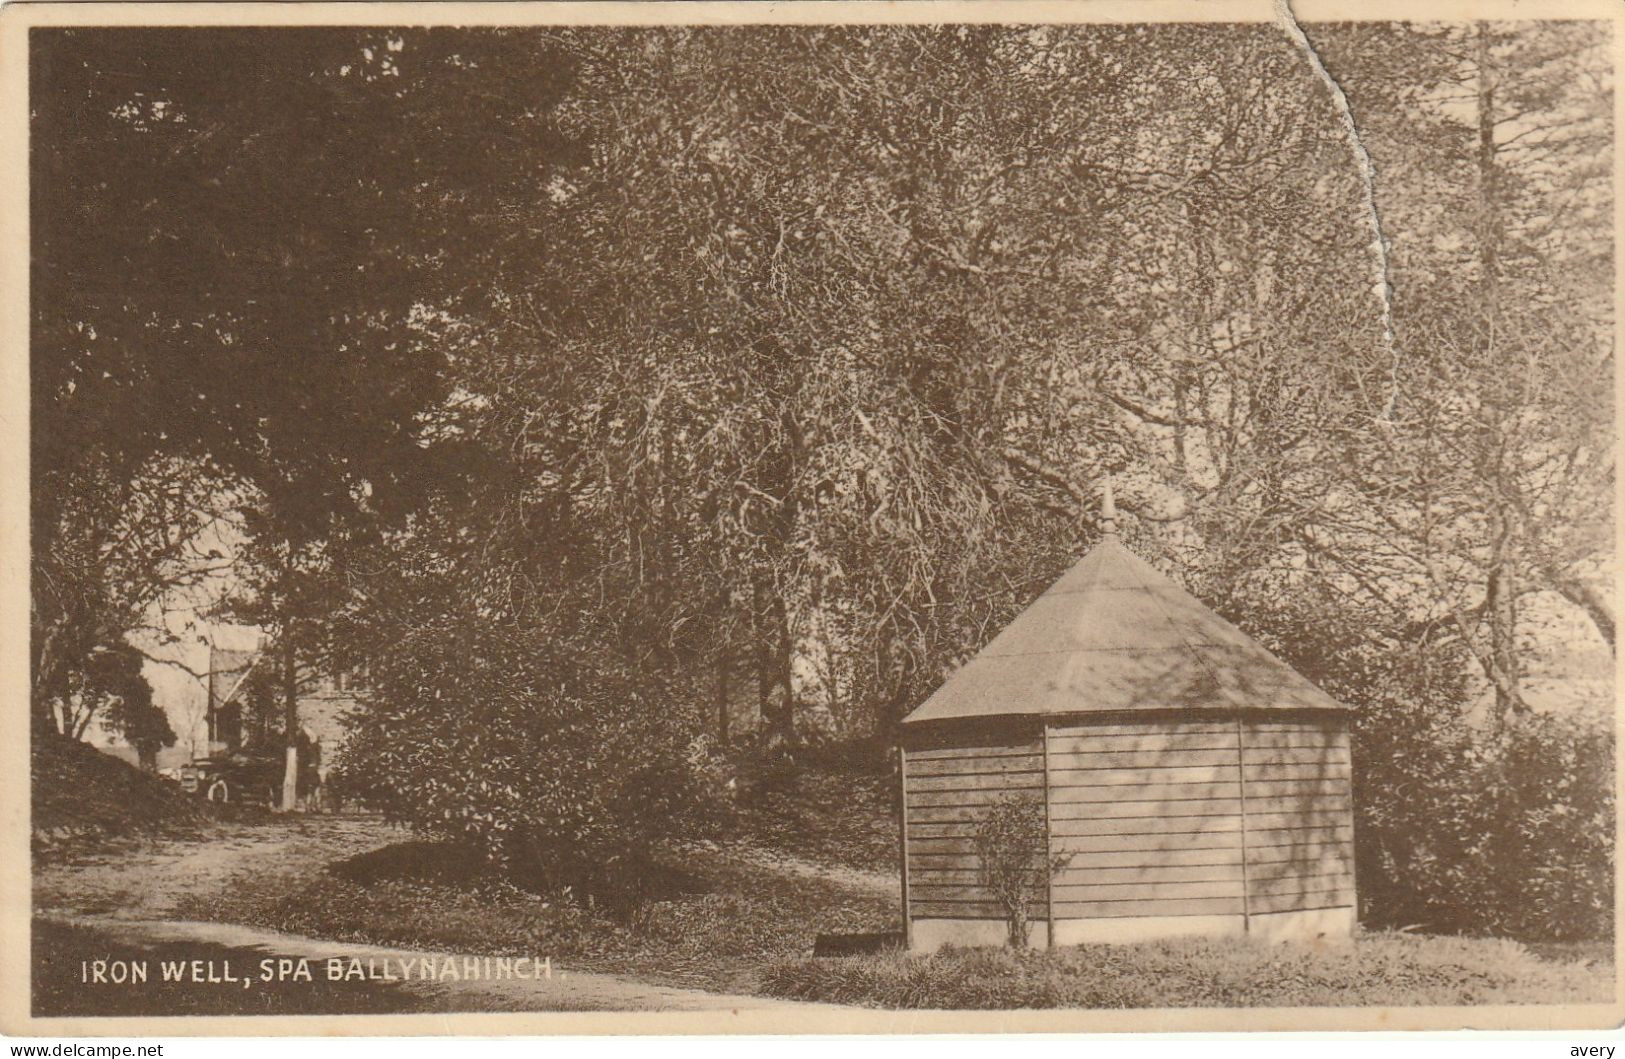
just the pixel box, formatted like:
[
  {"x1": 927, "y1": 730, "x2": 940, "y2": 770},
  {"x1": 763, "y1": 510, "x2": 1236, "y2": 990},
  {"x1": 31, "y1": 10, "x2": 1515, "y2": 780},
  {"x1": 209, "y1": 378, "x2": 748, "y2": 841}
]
[
  {"x1": 762, "y1": 932, "x2": 1612, "y2": 1009},
  {"x1": 1253, "y1": 598, "x2": 1615, "y2": 944},
  {"x1": 973, "y1": 794, "x2": 1070, "y2": 947},
  {"x1": 333, "y1": 621, "x2": 732, "y2": 912},
  {"x1": 1354, "y1": 701, "x2": 1614, "y2": 942}
]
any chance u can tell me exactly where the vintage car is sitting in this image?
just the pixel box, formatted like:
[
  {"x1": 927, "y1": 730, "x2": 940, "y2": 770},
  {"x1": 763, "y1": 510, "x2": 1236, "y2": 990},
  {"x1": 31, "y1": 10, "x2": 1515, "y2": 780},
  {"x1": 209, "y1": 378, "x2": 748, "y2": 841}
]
[{"x1": 178, "y1": 749, "x2": 318, "y2": 805}]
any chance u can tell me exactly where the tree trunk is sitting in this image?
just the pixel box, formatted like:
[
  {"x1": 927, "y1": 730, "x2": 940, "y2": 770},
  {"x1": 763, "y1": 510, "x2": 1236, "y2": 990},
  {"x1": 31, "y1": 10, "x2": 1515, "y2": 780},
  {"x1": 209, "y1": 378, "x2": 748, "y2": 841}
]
[
  {"x1": 1475, "y1": 23, "x2": 1525, "y2": 721},
  {"x1": 280, "y1": 632, "x2": 300, "y2": 812},
  {"x1": 1007, "y1": 903, "x2": 1028, "y2": 949},
  {"x1": 716, "y1": 591, "x2": 732, "y2": 746},
  {"x1": 754, "y1": 577, "x2": 796, "y2": 750},
  {"x1": 32, "y1": 619, "x2": 66, "y2": 735},
  {"x1": 1476, "y1": 23, "x2": 1500, "y2": 296},
  {"x1": 1485, "y1": 560, "x2": 1524, "y2": 719}
]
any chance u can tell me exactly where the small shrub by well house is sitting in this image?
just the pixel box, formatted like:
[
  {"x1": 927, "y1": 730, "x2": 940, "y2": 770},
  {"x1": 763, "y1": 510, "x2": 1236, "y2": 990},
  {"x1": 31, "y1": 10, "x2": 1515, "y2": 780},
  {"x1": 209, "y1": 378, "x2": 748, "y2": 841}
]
[{"x1": 897, "y1": 490, "x2": 1356, "y2": 951}]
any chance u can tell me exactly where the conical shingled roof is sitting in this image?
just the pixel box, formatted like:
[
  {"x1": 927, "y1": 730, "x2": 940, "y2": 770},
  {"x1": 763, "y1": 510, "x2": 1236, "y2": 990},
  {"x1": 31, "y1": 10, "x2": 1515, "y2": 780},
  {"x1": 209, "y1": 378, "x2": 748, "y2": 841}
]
[{"x1": 901, "y1": 537, "x2": 1345, "y2": 725}]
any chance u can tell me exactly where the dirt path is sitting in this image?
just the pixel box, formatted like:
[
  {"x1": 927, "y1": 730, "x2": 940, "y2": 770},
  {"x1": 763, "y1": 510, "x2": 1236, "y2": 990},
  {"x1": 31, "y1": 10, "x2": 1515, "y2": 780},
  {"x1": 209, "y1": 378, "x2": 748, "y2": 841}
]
[
  {"x1": 705, "y1": 841, "x2": 898, "y2": 897},
  {"x1": 34, "y1": 815, "x2": 875, "y2": 1015},
  {"x1": 34, "y1": 815, "x2": 395, "y2": 921},
  {"x1": 37, "y1": 816, "x2": 900, "y2": 920}
]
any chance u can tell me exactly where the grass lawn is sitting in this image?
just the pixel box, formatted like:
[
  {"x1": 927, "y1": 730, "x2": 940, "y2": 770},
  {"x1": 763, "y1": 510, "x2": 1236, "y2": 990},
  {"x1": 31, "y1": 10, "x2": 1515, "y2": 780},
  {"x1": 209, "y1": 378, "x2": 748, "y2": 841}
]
[
  {"x1": 762, "y1": 932, "x2": 1616, "y2": 1009},
  {"x1": 161, "y1": 756, "x2": 907, "y2": 997},
  {"x1": 734, "y1": 753, "x2": 897, "y2": 874},
  {"x1": 172, "y1": 836, "x2": 901, "y2": 996},
  {"x1": 170, "y1": 827, "x2": 1614, "y2": 1009},
  {"x1": 37, "y1": 743, "x2": 1615, "y2": 1011}
]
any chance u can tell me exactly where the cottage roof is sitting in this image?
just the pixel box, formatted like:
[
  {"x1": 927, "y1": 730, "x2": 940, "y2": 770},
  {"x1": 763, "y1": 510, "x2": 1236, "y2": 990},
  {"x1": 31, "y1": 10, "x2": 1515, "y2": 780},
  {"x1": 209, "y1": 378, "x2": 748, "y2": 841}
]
[{"x1": 901, "y1": 537, "x2": 1346, "y2": 725}]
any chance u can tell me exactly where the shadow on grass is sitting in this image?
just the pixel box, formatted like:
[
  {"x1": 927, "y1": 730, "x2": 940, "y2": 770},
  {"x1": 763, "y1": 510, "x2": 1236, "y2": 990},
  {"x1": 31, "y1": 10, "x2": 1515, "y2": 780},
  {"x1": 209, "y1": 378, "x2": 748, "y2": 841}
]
[
  {"x1": 328, "y1": 839, "x2": 712, "y2": 904},
  {"x1": 327, "y1": 840, "x2": 496, "y2": 887}
]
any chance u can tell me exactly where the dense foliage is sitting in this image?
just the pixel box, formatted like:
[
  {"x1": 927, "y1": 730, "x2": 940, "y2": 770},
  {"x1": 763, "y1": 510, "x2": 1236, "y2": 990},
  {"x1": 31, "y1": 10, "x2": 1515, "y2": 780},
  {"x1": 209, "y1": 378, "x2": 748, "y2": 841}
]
[
  {"x1": 91, "y1": 646, "x2": 176, "y2": 769},
  {"x1": 1356, "y1": 704, "x2": 1614, "y2": 942},
  {"x1": 333, "y1": 617, "x2": 732, "y2": 908},
  {"x1": 1252, "y1": 594, "x2": 1614, "y2": 943}
]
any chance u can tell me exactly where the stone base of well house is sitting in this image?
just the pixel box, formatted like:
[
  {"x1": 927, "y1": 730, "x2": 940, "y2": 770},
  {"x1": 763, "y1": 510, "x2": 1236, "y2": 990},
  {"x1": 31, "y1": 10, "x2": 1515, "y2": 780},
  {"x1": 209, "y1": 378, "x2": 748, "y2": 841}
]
[{"x1": 909, "y1": 905, "x2": 1355, "y2": 953}]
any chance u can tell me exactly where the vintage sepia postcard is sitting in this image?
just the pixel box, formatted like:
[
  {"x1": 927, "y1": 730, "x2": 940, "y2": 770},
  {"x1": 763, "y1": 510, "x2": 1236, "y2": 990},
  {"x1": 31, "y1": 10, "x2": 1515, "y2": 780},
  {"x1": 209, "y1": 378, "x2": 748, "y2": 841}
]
[{"x1": 2, "y1": 0, "x2": 1621, "y2": 1037}]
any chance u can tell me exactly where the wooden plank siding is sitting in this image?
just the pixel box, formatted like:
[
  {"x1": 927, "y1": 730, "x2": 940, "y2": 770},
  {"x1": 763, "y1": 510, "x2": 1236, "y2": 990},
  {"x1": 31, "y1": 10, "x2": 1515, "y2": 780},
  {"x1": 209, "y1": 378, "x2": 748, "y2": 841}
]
[
  {"x1": 902, "y1": 733, "x2": 1046, "y2": 920},
  {"x1": 902, "y1": 715, "x2": 1354, "y2": 928},
  {"x1": 1237, "y1": 717, "x2": 1356, "y2": 913},
  {"x1": 1046, "y1": 721, "x2": 1247, "y2": 919}
]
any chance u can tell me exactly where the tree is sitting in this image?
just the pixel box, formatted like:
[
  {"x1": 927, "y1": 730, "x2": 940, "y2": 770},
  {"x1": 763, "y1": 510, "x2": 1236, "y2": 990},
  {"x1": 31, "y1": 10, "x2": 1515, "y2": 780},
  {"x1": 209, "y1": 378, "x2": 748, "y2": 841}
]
[
  {"x1": 96, "y1": 647, "x2": 176, "y2": 771},
  {"x1": 438, "y1": 24, "x2": 1387, "y2": 745},
  {"x1": 53, "y1": 643, "x2": 175, "y2": 771},
  {"x1": 1306, "y1": 20, "x2": 1614, "y2": 722},
  {"x1": 33, "y1": 29, "x2": 574, "y2": 785},
  {"x1": 31, "y1": 449, "x2": 237, "y2": 735}
]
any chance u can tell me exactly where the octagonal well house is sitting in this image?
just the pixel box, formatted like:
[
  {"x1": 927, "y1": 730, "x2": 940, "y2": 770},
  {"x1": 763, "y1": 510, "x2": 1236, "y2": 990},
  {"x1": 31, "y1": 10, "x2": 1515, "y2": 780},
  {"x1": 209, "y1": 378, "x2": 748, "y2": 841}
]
[{"x1": 898, "y1": 480, "x2": 1355, "y2": 951}]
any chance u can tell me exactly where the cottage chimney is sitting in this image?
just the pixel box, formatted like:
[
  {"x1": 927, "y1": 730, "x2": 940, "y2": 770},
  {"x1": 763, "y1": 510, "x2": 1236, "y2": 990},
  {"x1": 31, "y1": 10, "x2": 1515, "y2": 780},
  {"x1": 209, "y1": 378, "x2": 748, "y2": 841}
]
[{"x1": 1100, "y1": 472, "x2": 1118, "y2": 537}]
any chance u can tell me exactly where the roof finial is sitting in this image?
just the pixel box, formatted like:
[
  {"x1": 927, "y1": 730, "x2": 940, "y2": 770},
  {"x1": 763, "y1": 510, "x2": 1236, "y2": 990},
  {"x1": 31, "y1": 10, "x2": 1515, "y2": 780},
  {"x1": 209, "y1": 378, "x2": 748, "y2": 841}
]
[{"x1": 1100, "y1": 471, "x2": 1118, "y2": 537}]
